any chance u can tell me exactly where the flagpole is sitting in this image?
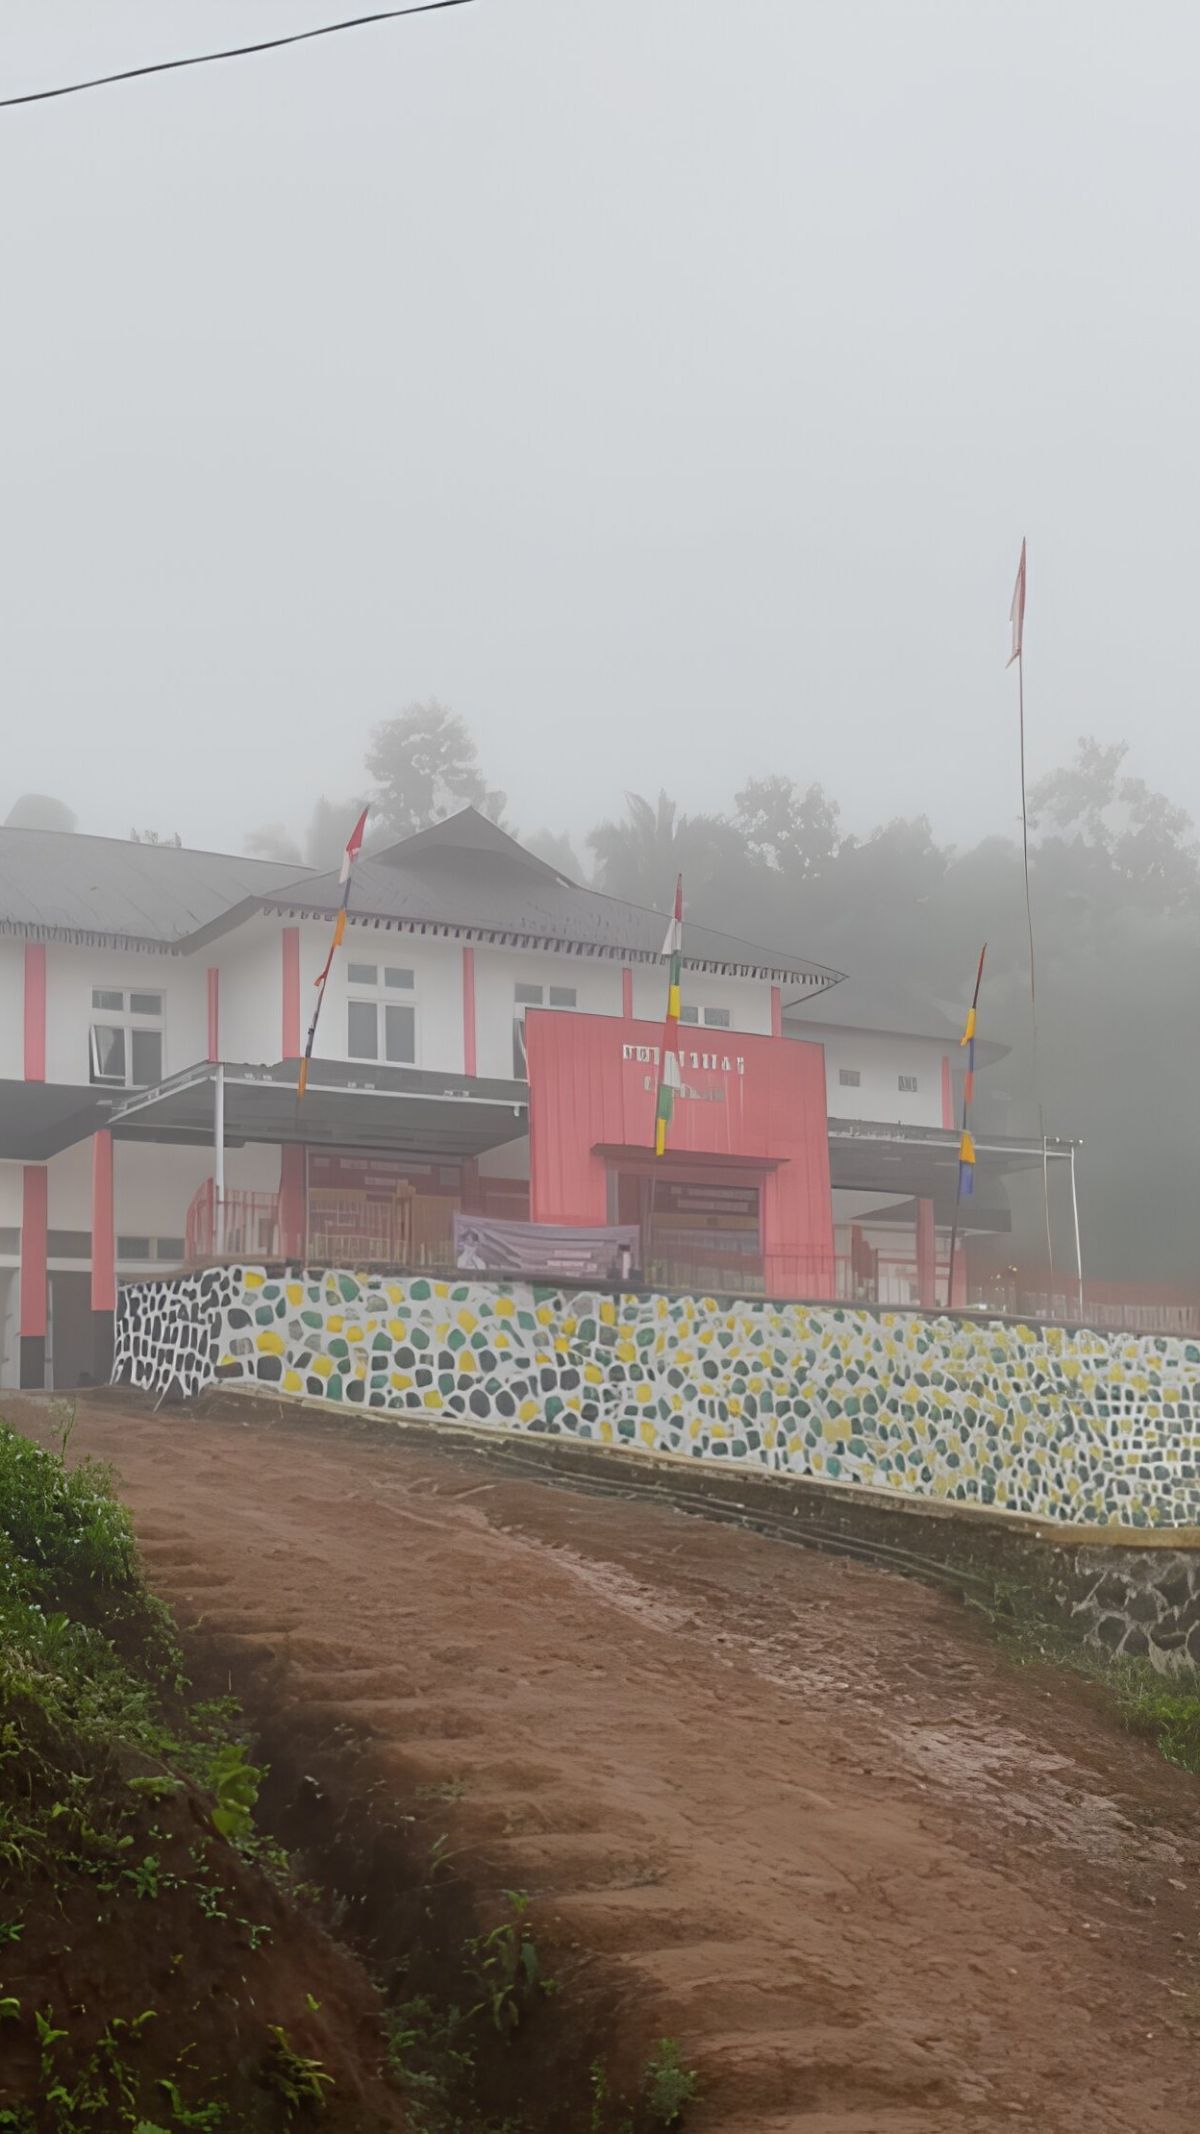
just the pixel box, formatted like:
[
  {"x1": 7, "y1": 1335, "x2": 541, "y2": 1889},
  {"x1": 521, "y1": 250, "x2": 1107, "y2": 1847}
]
[
  {"x1": 946, "y1": 944, "x2": 986, "y2": 1310},
  {"x1": 1069, "y1": 1142, "x2": 1084, "y2": 1321},
  {"x1": 1011, "y1": 546, "x2": 1055, "y2": 1288}
]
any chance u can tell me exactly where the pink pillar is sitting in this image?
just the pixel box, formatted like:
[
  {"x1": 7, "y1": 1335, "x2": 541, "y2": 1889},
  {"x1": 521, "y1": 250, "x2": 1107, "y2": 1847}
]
[
  {"x1": 941, "y1": 1055, "x2": 954, "y2": 1129},
  {"x1": 622, "y1": 968, "x2": 634, "y2": 1018},
  {"x1": 915, "y1": 1197, "x2": 936, "y2": 1310},
  {"x1": 770, "y1": 984, "x2": 783, "y2": 1038},
  {"x1": 207, "y1": 968, "x2": 220, "y2": 1062},
  {"x1": 24, "y1": 943, "x2": 46, "y2": 1082},
  {"x1": 20, "y1": 1165, "x2": 48, "y2": 1386},
  {"x1": 91, "y1": 1131, "x2": 115, "y2": 1313},
  {"x1": 279, "y1": 1144, "x2": 306, "y2": 1261},
  {"x1": 462, "y1": 946, "x2": 477, "y2": 1075},
  {"x1": 281, "y1": 929, "x2": 301, "y2": 1059}
]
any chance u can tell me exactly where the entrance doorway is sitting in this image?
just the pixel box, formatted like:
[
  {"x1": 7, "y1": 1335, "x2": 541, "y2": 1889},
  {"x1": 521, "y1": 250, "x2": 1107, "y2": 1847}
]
[
  {"x1": 49, "y1": 1272, "x2": 95, "y2": 1390},
  {"x1": 612, "y1": 1169, "x2": 764, "y2": 1293}
]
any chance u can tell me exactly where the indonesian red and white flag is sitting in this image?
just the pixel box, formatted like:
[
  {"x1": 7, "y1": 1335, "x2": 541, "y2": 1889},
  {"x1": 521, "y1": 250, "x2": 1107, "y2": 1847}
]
[
  {"x1": 339, "y1": 806, "x2": 369, "y2": 885},
  {"x1": 1007, "y1": 538, "x2": 1027, "y2": 668}
]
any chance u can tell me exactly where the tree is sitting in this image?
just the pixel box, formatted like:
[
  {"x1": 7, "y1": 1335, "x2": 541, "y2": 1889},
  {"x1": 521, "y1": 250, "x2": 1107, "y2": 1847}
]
[
  {"x1": 5, "y1": 793, "x2": 77, "y2": 833},
  {"x1": 130, "y1": 828, "x2": 182, "y2": 847},
  {"x1": 523, "y1": 828, "x2": 588, "y2": 881},
  {"x1": 245, "y1": 822, "x2": 303, "y2": 865},
  {"x1": 588, "y1": 791, "x2": 746, "y2": 910},
  {"x1": 366, "y1": 701, "x2": 505, "y2": 841},
  {"x1": 733, "y1": 775, "x2": 842, "y2": 880}
]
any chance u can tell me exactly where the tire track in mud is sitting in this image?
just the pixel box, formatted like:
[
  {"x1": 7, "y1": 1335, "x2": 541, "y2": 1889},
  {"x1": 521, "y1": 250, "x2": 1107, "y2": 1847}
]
[{"x1": 68, "y1": 1401, "x2": 1200, "y2": 2132}]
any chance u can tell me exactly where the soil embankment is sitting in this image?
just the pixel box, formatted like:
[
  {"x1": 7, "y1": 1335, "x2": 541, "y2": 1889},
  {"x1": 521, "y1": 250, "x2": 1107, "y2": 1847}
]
[{"x1": 58, "y1": 1396, "x2": 1200, "y2": 2131}]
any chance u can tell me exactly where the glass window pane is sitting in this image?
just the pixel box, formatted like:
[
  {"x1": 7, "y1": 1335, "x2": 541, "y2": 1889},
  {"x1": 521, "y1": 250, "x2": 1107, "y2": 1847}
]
[
  {"x1": 512, "y1": 1016, "x2": 529, "y2": 1078},
  {"x1": 679, "y1": 1006, "x2": 699, "y2": 1025},
  {"x1": 117, "y1": 1236, "x2": 151, "y2": 1259},
  {"x1": 384, "y1": 1004, "x2": 415, "y2": 1064},
  {"x1": 347, "y1": 1000, "x2": 378, "y2": 1058},
  {"x1": 347, "y1": 963, "x2": 377, "y2": 987},
  {"x1": 130, "y1": 992, "x2": 163, "y2": 1017},
  {"x1": 155, "y1": 1237, "x2": 185, "y2": 1260},
  {"x1": 130, "y1": 1029, "x2": 162, "y2": 1085},
  {"x1": 384, "y1": 967, "x2": 414, "y2": 989},
  {"x1": 514, "y1": 983, "x2": 543, "y2": 1005},
  {"x1": 703, "y1": 1006, "x2": 731, "y2": 1028},
  {"x1": 92, "y1": 989, "x2": 123, "y2": 1012},
  {"x1": 548, "y1": 986, "x2": 577, "y2": 1008},
  {"x1": 838, "y1": 1067, "x2": 860, "y2": 1087},
  {"x1": 91, "y1": 1025, "x2": 126, "y2": 1083}
]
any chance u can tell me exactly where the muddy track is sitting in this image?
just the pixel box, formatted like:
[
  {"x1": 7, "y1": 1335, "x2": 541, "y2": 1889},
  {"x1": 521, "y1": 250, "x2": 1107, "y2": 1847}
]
[{"x1": 54, "y1": 1397, "x2": 1200, "y2": 2131}]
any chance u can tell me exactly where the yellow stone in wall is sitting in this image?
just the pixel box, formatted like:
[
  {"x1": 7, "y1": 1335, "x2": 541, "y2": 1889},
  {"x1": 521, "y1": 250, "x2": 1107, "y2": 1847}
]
[
  {"x1": 600, "y1": 1420, "x2": 614, "y2": 1443},
  {"x1": 639, "y1": 1420, "x2": 657, "y2": 1446},
  {"x1": 584, "y1": 1364, "x2": 603, "y2": 1385},
  {"x1": 457, "y1": 1308, "x2": 477, "y2": 1333},
  {"x1": 424, "y1": 1389, "x2": 443, "y2": 1409},
  {"x1": 389, "y1": 1320, "x2": 407, "y2": 1340},
  {"x1": 599, "y1": 1300, "x2": 616, "y2": 1326},
  {"x1": 286, "y1": 1283, "x2": 302, "y2": 1306},
  {"x1": 256, "y1": 1330, "x2": 285, "y2": 1354},
  {"x1": 493, "y1": 1296, "x2": 515, "y2": 1318},
  {"x1": 327, "y1": 1315, "x2": 344, "y2": 1334},
  {"x1": 519, "y1": 1400, "x2": 538, "y2": 1422},
  {"x1": 284, "y1": 1369, "x2": 302, "y2": 1392},
  {"x1": 391, "y1": 1373, "x2": 413, "y2": 1391},
  {"x1": 244, "y1": 1270, "x2": 264, "y2": 1290},
  {"x1": 311, "y1": 1356, "x2": 334, "y2": 1378}
]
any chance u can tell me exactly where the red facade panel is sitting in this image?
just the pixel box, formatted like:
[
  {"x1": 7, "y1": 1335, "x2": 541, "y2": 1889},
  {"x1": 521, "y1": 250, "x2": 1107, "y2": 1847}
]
[{"x1": 525, "y1": 1010, "x2": 835, "y2": 1297}]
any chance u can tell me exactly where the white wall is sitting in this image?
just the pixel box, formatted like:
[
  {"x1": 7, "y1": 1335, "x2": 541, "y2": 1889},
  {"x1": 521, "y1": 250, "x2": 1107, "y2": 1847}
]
[
  {"x1": 804, "y1": 1027, "x2": 950, "y2": 1128},
  {"x1": 315, "y1": 923, "x2": 465, "y2": 1074},
  {"x1": 42, "y1": 943, "x2": 206, "y2": 1088},
  {"x1": 629, "y1": 964, "x2": 773, "y2": 1033},
  {"x1": 211, "y1": 917, "x2": 284, "y2": 1066},
  {"x1": 473, "y1": 946, "x2": 622, "y2": 1080},
  {"x1": 0, "y1": 941, "x2": 24, "y2": 1079}
]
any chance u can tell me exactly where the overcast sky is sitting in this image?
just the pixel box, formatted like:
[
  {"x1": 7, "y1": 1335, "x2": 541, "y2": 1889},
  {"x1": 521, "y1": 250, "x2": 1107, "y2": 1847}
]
[{"x1": 0, "y1": 0, "x2": 1196, "y2": 858}]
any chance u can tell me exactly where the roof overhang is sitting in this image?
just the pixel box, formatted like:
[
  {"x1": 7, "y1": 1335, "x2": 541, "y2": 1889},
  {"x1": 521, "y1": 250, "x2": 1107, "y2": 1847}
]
[
  {"x1": 0, "y1": 1081, "x2": 114, "y2": 1160},
  {"x1": 104, "y1": 1059, "x2": 529, "y2": 1161},
  {"x1": 827, "y1": 1116, "x2": 1076, "y2": 1207}
]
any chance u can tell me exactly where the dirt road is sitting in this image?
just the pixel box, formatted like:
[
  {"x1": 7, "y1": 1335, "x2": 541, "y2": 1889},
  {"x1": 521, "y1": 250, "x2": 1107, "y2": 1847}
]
[{"x1": 61, "y1": 1397, "x2": 1200, "y2": 2132}]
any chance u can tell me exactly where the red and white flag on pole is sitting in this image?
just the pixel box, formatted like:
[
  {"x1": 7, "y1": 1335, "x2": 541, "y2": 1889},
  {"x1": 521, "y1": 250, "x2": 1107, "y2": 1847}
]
[
  {"x1": 339, "y1": 806, "x2": 369, "y2": 885},
  {"x1": 1007, "y1": 537, "x2": 1027, "y2": 668}
]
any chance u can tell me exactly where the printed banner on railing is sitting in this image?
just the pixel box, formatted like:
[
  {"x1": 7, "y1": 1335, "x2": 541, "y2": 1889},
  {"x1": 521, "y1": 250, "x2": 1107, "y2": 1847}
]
[{"x1": 453, "y1": 1213, "x2": 639, "y2": 1281}]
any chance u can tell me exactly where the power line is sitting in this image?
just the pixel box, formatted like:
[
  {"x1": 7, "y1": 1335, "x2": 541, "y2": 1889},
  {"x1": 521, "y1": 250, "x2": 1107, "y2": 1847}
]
[{"x1": 0, "y1": 0, "x2": 476, "y2": 110}]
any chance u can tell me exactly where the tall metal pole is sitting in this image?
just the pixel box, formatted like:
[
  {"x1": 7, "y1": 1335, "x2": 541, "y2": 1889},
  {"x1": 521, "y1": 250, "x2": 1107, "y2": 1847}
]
[
  {"x1": 1069, "y1": 1142, "x2": 1084, "y2": 1322},
  {"x1": 214, "y1": 1063, "x2": 226, "y2": 1257}
]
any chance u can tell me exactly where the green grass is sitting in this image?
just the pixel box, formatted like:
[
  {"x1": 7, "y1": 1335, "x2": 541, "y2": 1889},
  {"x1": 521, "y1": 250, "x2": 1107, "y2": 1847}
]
[{"x1": 968, "y1": 1576, "x2": 1200, "y2": 1776}]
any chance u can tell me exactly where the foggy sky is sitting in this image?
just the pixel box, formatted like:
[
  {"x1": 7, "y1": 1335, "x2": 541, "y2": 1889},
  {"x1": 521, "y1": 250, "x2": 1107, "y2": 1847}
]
[{"x1": 1, "y1": 0, "x2": 1197, "y2": 858}]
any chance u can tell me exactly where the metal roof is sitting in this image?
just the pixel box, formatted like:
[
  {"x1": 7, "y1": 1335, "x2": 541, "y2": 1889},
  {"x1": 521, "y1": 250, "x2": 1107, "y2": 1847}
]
[
  {"x1": 787, "y1": 975, "x2": 1008, "y2": 1062},
  {"x1": 0, "y1": 827, "x2": 312, "y2": 949},
  {"x1": 259, "y1": 810, "x2": 844, "y2": 988},
  {"x1": 104, "y1": 1057, "x2": 530, "y2": 1160}
]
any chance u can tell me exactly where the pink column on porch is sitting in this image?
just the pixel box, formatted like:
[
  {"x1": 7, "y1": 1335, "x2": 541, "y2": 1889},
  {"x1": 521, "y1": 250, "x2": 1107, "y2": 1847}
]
[
  {"x1": 462, "y1": 947, "x2": 477, "y2": 1076},
  {"x1": 24, "y1": 943, "x2": 46, "y2": 1082},
  {"x1": 91, "y1": 1131, "x2": 116, "y2": 1314},
  {"x1": 915, "y1": 1197, "x2": 936, "y2": 1310},
  {"x1": 281, "y1": 929, "x2": 301, "y2": 1059},
  {"x1": 20, "y1": 1165, "x2": 47, "y2": 1338},
  {"x1": 622, "y1": 968, "x2": 634, "y2": 1018},
  {"x1": 279, "y1": 1145, "x2": 306, "y2": 1261},
  {"x1": 206, "y1": 968, "x2": 220, "y2": 1062}
]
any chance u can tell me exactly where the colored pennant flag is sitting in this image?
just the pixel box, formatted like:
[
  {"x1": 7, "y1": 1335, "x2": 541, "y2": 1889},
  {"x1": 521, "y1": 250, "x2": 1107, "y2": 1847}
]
[
  {"x1": 298, "y1": 806, "x2": 370, "y2": 1099},
  {"x1": 1007, "y1": 537, "x2": 1026, "y2": 668},
  {"x1": 652, "y1": 876, "x2": 684, "y2": 1157},
  {"x1": 958, "y1": 1128, "x2": 976, "y2": 1199}
]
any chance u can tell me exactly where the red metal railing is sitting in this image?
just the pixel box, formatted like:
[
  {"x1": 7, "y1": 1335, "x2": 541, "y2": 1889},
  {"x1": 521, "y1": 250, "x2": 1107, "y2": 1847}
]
[{"x1": 186, "y1": 1181, "x2": 281, "y2": 1262}]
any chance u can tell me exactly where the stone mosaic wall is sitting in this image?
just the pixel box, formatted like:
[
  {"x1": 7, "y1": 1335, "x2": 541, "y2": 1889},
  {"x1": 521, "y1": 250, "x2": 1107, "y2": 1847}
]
[
  {"x1": 1069, "y1": 1549, "x2": 1200, "y2": 1669},
  {"x1": 113, "y1": 1267, "x2": 1200, "y2": 1530}
]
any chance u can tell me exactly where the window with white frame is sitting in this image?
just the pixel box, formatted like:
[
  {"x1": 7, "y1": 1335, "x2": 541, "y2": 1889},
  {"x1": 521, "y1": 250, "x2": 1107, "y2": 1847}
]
[
  {"x1": 89, "y1": 989, "x2": 163, "y2": 1088},
  {"x1": 346, "y1": 962, "x2": 416, "y2": 1065},
  {"x1": 680, "y1": 1004, "x2": 732, "y2": 1028},
  {"x1": 838, "y1": 1066, "x2": 861, "y2": 1087},
  {"x1": 512, "y1": 981, "x2": 577, "y2": 1077}
]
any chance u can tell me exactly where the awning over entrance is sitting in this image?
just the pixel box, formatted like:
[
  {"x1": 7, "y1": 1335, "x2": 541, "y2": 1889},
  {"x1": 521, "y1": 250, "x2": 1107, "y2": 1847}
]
[
  {"x1": 104, "y1": 1059, "x2": 529, "y2": 1161},
  {"x1": 828, "y1": 1118, "x2": 1077, "y2": 1219},
  {"x1": 0, "y1": 1080, "x2": 111, "y2": 1160}
]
